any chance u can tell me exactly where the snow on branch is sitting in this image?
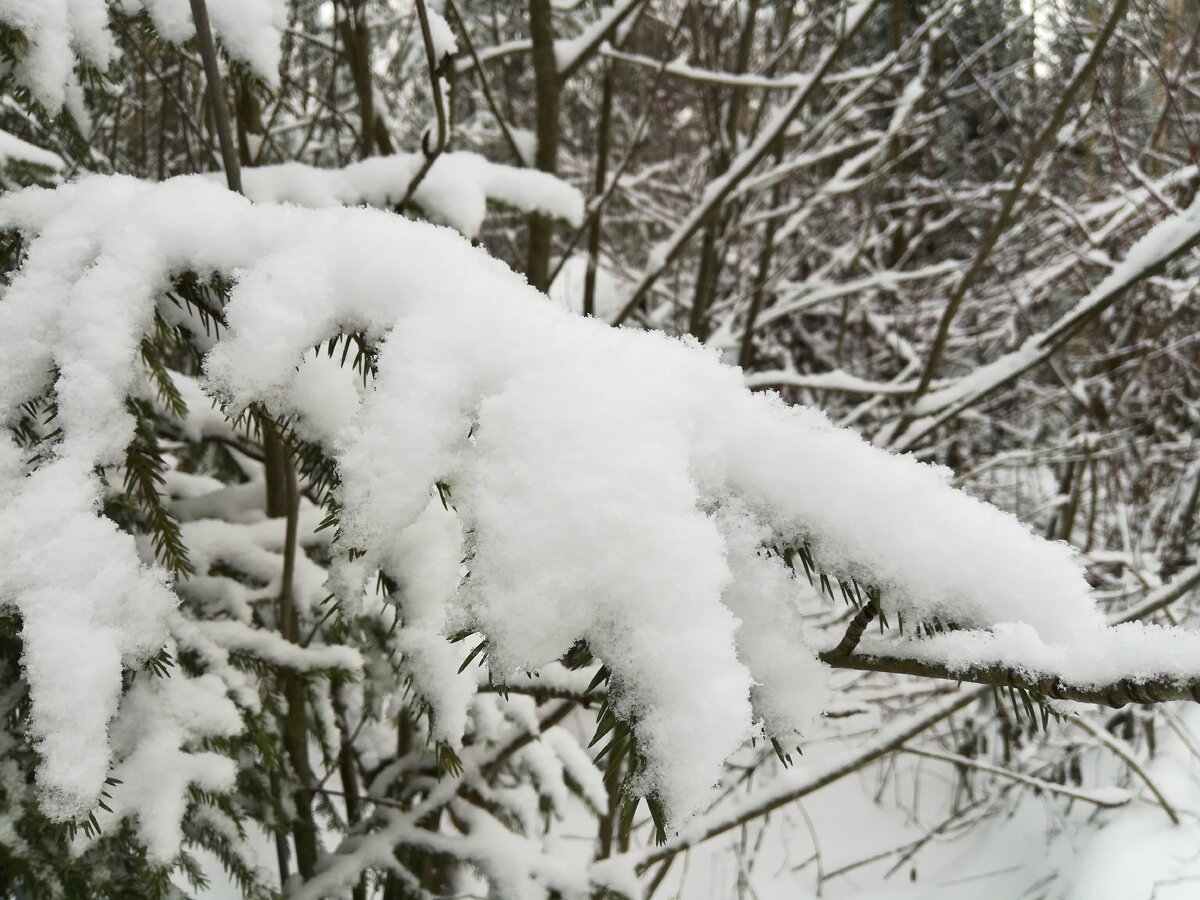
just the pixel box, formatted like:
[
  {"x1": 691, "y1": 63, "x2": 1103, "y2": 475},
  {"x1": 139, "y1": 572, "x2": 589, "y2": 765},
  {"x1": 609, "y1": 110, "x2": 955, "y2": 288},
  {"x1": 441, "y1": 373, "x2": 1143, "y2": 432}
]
[
  {"x1": 236, "y1": 151, "x2": 584, "y2": 240},
  {"x1": 451, "y1": 0, "x2": 644, "y2": 82},
  {"x1": 0, "y1": 0, "x2": 286, "y2": 112},
  {"x1": 827, "y1": 562, "x2": 1200, "y2": 707},
  {"x1": 3, "y1": 174, "x2": 1200, "y2": 833},
  {"x1": 824, "y1": 638, "x2": 1200, "y2": 707},
  {"x1": 600, "y1": 45, "x2": 816, "y2": 90},
  {"x1": 0, "y1": 129, "x2": 64, "y2": 178}
]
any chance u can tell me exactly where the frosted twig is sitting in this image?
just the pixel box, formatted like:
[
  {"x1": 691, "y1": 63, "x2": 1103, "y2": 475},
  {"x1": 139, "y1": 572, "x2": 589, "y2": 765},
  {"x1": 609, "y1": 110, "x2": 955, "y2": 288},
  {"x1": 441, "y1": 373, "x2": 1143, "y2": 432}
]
[
  {"x1": 1068, "y1": 715, "x2": 1180, "y2": 825},
  {"x1": 900, "y1": 745, "x2": 1130, "y2": 808},
  {"x1": 398, "y1": 0, "x2": 451, "y2": 210},
  {"x1": 630, "y1": 688, "x2": 984, "y2": 873}
]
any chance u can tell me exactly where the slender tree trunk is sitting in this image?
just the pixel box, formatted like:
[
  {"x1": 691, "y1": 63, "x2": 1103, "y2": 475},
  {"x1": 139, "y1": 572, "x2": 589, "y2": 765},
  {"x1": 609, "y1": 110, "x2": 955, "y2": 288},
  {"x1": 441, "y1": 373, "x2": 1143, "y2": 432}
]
[
  {"x1": 688, "y1": 0, "x2": 760, "y2": 341},
  {"x1": 526, "y1": 0, "x2": 560, "y2": 291},
  {"x1": 190, "y1": 0, "x2": 317, "y2": 879},
  {"x1": 583, "y1": 58, "x2": 614, "y2": 318},
  {"x1": 340, "y1": 0, "x2": 392, "y2": 158}
]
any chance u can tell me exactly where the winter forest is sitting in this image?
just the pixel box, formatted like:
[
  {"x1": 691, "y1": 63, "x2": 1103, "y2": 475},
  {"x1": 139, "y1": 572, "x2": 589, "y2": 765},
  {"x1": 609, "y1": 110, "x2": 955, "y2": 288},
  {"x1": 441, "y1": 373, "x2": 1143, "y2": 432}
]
[{"x1": 0, "y1": 0, "x2": 1198, "y2": 897}]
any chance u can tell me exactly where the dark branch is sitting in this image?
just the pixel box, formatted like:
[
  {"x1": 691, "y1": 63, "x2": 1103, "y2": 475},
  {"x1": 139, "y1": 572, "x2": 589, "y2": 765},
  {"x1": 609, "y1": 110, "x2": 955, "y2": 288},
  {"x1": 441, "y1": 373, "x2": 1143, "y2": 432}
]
[
  {"x1": 819, "y1": 649, "x2": 1200, "y2": 708},
  {"x1": 829, "y1": 603, "x2": 877, "y2": 658}
]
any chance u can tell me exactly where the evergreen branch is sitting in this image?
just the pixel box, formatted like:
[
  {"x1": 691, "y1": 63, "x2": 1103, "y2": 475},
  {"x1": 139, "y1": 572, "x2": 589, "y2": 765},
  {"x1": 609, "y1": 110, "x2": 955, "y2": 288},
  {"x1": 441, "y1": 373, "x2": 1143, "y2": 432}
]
[
  {"x1": 121, "y1": 399, "x2": 194, "y2": 578},
  {"x1": 818, "y1": 649, "x2": 1200, "y2": 708}
]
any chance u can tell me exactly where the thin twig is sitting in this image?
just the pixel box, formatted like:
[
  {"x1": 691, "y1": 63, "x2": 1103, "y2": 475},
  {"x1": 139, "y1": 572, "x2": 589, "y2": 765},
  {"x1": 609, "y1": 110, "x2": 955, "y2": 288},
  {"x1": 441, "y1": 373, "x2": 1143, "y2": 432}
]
[
  {"x1": 900, "y1": 745, "x2": 1130, "y2": 808},
  {"x1": 398, "y1": 0, "x2": 451, "y2": 211},
  {"x1": 444, "y1": 0, "x2": 525, "y2": 166},
  {"x1": 1068, "y1": 714, "x2": 1180, "y2": 824}
]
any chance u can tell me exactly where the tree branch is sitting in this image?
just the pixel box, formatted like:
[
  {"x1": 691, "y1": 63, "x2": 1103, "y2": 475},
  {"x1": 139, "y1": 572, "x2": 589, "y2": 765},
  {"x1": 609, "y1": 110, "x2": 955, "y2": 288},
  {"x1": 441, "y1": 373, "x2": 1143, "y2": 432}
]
[
  {"x1": 899, "y1": 745, "x2": 1130, "y2": 808},
  {"x1": 633, "y1": 688, "x2": 983, "y2": 872},
  {"x1": 398, "y1": 0, "x2": 452, "y2": 210},
  {"x1": 819, "y1": 649, "x2": 1200, "y2": 707},
  {"x1": 525, "y1": 0, "x2": 560, "y2": 292},
  {"x1": 829, "y1": 602, "x2": 877, "y2": 657},
  {"x1": 1069, "y1": 714, "x2": 1180, "y2": 823}
]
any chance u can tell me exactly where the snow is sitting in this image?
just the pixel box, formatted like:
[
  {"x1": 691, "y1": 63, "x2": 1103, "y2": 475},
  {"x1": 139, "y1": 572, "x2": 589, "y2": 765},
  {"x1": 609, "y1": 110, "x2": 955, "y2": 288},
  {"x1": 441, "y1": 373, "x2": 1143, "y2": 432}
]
[
  {"x1": 449, "y1": 326, "x2": 756, "y2": 822},
  {"x1": 156, "y1": 370, "x2": 240, "y2": 444},
  {"x1": 715, "y1": 506, "x2": 830, "y2": 745},
  {"x1": 856, "y1": 620, "x2": 1200, "y2": 691},
  {"x1": 235, "y1": 151, "x2": 583, "y2": 239},
  {"x1": 425, "y1": 7, "x2": 458, "y2": 59},
  {"x1": 93, "y1": 668, "x2": 242, "y2": 863},
  {"x1": 0, "y1": 128, "x2": 64, "y2": 172},
  {"x1": 543, "y1": 726, "x2": 608, "y2": 814},
  {"x1": 189, "y1": 618, "x2": 361, "y2": 673},
  {"x1": 722, "y1": 393, "x2": 1101, "y2": 643},
  {"x1": 553, "y1": 0, "x2": 642, "y2": 74},
  {"x1": 288, "y1": 349, "x2": 364, "y2": 447},
  {"x1": 1061, "y1": 706, "x2": 1200, "y2": 899},
  {"x1": 202, "y1": 0, "x2": 287, "y2": 86},
  {"x1": 509, "y1": 127, "x2": 538, "y2": 168},
  {"x1": 128, "y1": 0, "x2": 287, "y2": 86},
  {"x1": 548, "y1": 254, "x2": 624, "y2": 318},
  {"x1": 0, "y1": 0, "x2": 116, "y2": 110},
  {"x1": 0, "y1": 203, "x2": 180, "y2": 821},
  {"x1": 642, "y1": 688, "x2": 983, "y2": 867},
  {"x1": 0, "y1": 172, "x2": 1175, "y2": 834},
  {"x1": 746, "y1": 368, "x2": 934, "y2": 396},
  {"x1": 601, "y1": 45, "x2": 813, "y2": 89},
  {"x1": 0, "y1": 0, "x2": 286, "y2": 111},
  {"x1": 371, "y1": 496, "x2": 475, "y2": 747},
  {"x1": 175, "y1": 507, "x2": 333, "y2": 621}
]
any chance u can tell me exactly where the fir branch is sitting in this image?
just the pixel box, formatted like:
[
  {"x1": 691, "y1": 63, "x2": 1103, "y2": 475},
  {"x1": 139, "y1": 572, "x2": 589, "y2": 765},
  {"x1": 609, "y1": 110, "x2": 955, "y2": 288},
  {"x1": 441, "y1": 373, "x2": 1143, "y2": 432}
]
[
  {"x1": 121, "y1": 399, "x2": 195, "y2": 578},
  {"x1": 818, "y1": 650, "x2": 1200, "y2": 708}
]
